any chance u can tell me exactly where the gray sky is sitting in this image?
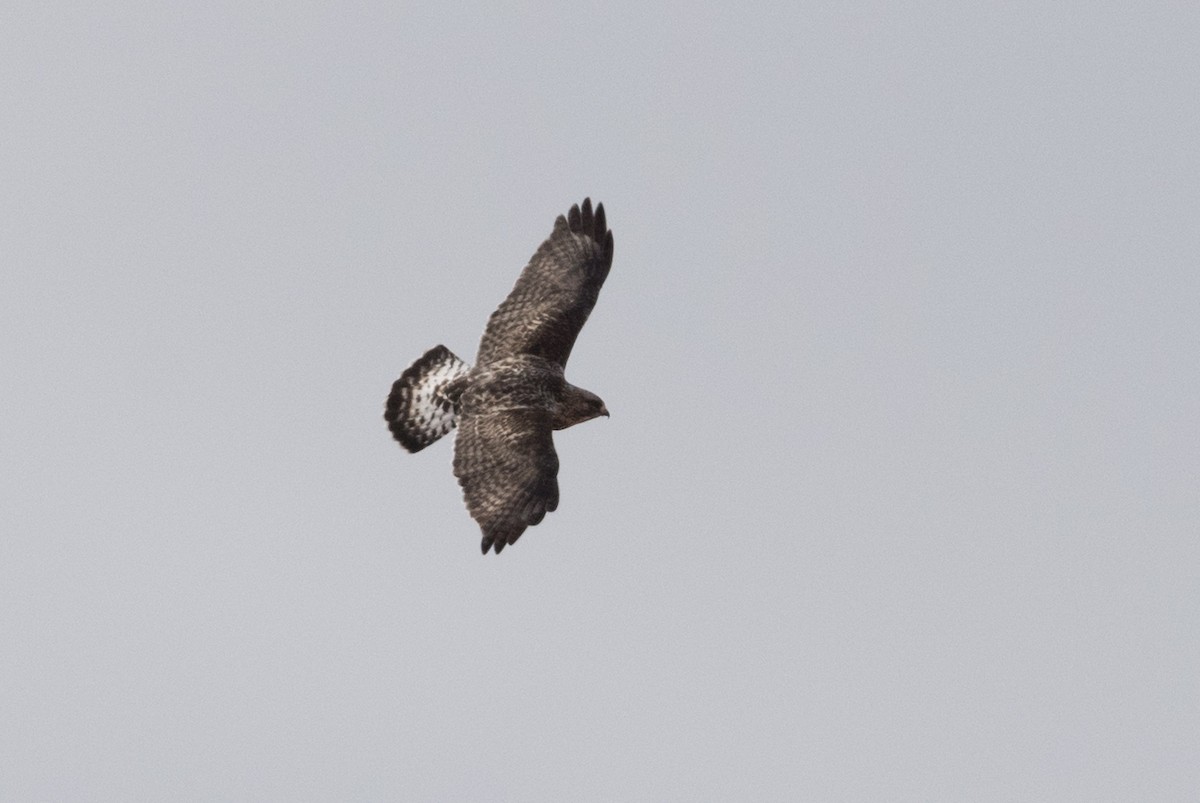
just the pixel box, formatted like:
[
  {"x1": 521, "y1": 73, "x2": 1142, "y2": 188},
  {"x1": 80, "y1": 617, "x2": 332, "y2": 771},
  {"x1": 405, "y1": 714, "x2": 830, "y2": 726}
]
[{"x1": 3, "y1": 2, "x2": 1198, "y2": 800}]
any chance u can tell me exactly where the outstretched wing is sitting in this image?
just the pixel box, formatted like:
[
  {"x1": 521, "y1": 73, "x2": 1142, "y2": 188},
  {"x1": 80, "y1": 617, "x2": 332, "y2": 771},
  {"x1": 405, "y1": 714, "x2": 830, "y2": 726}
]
[
  {"x1": 453, "y1": 407, "x2": 560, "y2": 554},
  {"x1": 476, "y1": 198, "x2": 614, "y2": 369}
]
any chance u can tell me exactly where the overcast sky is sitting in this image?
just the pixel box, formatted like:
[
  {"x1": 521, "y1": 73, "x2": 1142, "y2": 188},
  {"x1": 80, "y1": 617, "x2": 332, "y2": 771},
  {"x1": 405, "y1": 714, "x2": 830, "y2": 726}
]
[{"x1": 3, "y1": 2, "x2": 1198, "y2": 800}]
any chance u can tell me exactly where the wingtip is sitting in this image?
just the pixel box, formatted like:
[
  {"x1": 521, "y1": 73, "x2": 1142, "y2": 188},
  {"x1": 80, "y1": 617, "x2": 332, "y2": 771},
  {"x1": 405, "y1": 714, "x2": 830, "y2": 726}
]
[
  {"x1": 567, "y1": 198, "x2": 610, "y2": 253},
  {"x1": 482, "y1": 533, "x2": 508, "y2": 554}
]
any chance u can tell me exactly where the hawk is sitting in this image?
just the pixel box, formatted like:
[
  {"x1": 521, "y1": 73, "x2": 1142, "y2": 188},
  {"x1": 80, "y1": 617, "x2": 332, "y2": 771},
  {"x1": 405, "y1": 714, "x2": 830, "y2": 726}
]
[{"x1": 385, "y1": 198, "x2": 614, "y2": 554}]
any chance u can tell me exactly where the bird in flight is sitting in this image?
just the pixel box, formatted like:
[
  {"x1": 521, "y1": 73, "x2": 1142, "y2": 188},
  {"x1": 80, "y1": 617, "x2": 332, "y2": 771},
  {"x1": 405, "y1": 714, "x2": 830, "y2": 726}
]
[{"x1": 385, "y1": 198, "x2": 614, "y2": 554}]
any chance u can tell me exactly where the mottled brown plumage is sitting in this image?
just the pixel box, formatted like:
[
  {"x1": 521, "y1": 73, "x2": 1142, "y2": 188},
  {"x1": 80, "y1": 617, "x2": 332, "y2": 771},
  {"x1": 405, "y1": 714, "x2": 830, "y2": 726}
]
[{"x1": 384, "y1": 199, "x2": 613, "y2": 554}]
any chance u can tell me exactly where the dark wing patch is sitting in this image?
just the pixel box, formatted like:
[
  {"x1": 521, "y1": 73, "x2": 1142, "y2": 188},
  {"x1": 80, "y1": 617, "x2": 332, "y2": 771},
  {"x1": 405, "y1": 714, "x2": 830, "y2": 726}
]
[
  {"x1": 476, "y1": 198, "x2": 614, "y2": 369},
  {"x1": 452, "y1": 407, "x2": 560, "y2": 554}
]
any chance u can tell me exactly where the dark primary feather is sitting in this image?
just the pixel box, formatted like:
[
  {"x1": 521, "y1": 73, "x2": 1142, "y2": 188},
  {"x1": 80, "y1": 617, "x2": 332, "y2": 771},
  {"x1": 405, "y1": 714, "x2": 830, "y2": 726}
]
[{"x1": 475, "y1": 198, "x2": 614, "y2": 370}]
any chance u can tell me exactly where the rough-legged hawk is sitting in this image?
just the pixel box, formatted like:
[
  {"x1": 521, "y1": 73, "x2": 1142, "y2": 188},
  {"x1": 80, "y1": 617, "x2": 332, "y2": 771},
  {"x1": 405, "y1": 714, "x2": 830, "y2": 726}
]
[{"x1": 385, "y1": 199, "x2": 614, "y2": 554}]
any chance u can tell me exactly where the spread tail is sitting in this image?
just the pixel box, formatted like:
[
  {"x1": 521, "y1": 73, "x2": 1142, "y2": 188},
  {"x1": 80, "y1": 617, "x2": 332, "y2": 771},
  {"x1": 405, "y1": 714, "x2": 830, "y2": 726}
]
[{"x1": 384, "y1": 345, "x2": 471, "y2": 452}]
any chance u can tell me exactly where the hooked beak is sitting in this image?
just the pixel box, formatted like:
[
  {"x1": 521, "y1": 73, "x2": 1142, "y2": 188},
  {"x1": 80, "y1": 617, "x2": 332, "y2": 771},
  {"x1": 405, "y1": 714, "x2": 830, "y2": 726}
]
[{"x1": 600, "y1": 404, "x2": 610, "y2": 418}]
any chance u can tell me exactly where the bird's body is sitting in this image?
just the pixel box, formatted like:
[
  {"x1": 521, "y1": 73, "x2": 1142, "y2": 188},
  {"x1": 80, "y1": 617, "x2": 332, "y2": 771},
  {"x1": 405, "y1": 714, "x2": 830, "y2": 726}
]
[{"x1": 385, "y1": 199, "x2": 613, "y2": 554}]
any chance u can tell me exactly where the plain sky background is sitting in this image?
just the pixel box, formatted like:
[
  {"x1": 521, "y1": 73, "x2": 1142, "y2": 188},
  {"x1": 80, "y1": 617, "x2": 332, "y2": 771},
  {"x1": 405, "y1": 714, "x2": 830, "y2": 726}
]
[{"x1": 3, "y1": 2, "x2": 1198, "y2": 800}]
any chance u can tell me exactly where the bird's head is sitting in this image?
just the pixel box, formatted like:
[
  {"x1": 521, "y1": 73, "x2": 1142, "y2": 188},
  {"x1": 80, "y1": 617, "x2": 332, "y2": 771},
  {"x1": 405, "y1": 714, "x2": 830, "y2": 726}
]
[
  {"x1": 583, "y1": 389, "x2": 610, "y2": 422},
  {"x1": 556, "y1": 386, "x2": 609, "y2": 429}
]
